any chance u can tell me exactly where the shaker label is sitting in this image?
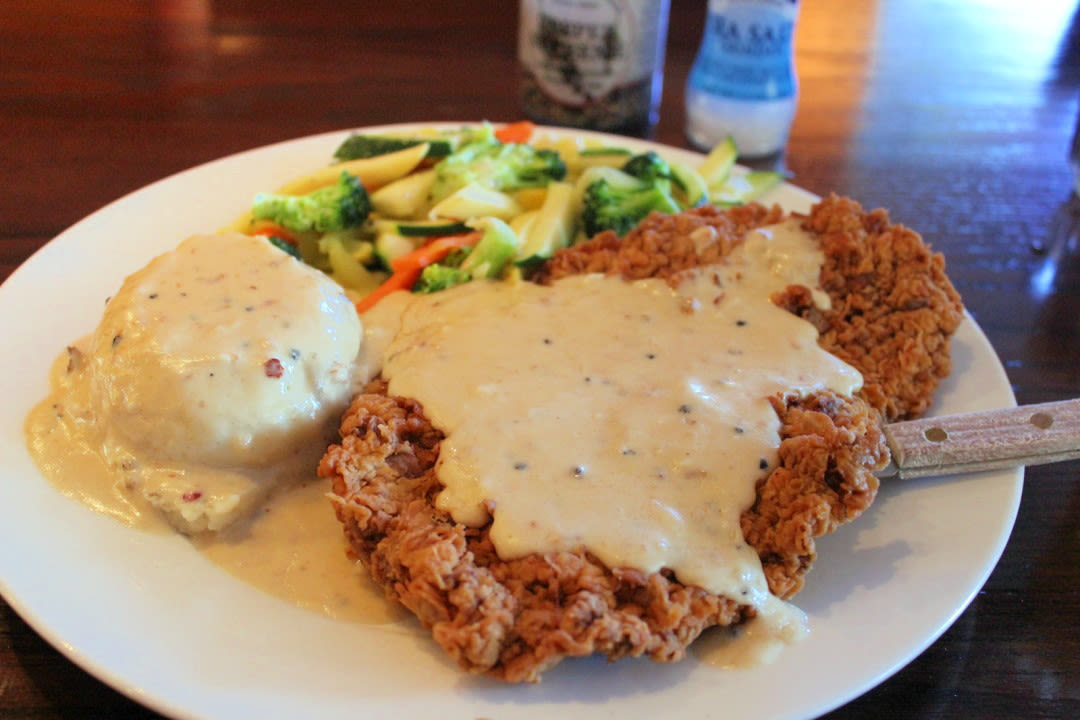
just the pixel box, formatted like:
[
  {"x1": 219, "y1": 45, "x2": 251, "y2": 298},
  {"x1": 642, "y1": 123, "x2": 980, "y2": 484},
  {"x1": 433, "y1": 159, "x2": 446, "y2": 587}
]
[
  {"x1": 688, "y1": 1, "x2": 795, "y2": 101},
  {"x1": 519, "y1": 0, "x2": 664, "y2": 107}
]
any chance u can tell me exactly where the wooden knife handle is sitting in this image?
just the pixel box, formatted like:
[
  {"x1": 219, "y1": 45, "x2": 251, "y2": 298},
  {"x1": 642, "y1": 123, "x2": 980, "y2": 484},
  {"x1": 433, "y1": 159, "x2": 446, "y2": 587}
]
[{"x1": 882, "y1": 398, "x2": 1080, "y2": 479}]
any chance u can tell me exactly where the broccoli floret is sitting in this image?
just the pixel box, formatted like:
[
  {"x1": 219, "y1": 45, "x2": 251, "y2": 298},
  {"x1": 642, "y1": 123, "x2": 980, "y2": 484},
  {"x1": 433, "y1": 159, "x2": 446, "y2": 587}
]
[
  {"x1": 622, "y1": 151, "x2": 674, "y2": 189},
  {"x1": 581, "y1": 177, "x2": 680, "y2": 238},
  {"x1": 430, "y1": 141, "x2": 567, "y2": 202},
  {"x1": 414, "y1": 247, "x2": 470, "y2": 293},
  {"x1": 579, "y1": 156, "x2": 682, "y2": 237},
  {"x1": 414, "y1": 263, "x2": 470, "y2": 294},
  {"x1": 457, "y1": 123, "x2": 498, "y2": 146},
  {"x1": 460, "y1": 217, "x2": 521, "y2": 278},
  {"x1": 412, "y1": 218, "x2": 520, "y2": 294},
  {"x1": 515, "y1": 149, "x2": 568, "y2": 188},
  {"x1": 252, "y1": 171, "x2": 370, "y2": 233}
]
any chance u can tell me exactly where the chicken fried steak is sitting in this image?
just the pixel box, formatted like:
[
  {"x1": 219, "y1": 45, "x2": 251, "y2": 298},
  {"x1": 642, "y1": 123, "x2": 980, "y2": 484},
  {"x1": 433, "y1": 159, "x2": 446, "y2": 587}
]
[{"x1": 318, "y1": 195, "x2": 964, "y2": 682}]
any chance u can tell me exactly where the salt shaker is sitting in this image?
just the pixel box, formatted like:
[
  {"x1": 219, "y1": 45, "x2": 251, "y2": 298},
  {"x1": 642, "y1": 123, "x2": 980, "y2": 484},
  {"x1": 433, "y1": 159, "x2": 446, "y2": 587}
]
[
  {"x1": 685, "y1": 0, "x2": 800, "y2": 158},
  {"x1": 518, "y1": 0, "x2": 671, "y2": 137}
]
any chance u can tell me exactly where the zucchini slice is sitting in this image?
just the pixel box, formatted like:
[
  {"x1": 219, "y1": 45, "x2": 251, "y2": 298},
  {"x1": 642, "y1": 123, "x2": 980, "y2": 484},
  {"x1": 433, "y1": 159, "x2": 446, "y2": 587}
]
[
  {"x1": 578, "y1": 147, "x2": 633, "y2": 157},
  {"x1": 373, "y1": 232, "x2": 418, "y2": 269},
  {"x1": 710, "y1": 170, "x2": 784, "y2": 206},
  {"x1": 698, "y1": 137, "x2": 739, "y2": 188},
  {"x1": 669, "y1": 161, "x2": 709, "y2": 208},
  {"x1": 394, "y1": 220, "x2": 472, "y2": 237},
  {"x1": 334, "y1": 134, "x2": 455, "y2": 161}
]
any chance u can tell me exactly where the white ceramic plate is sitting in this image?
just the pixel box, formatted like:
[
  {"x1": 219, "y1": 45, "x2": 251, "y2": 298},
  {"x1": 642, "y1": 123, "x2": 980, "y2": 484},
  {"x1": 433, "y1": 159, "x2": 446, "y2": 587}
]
[{"x1": 0, "y1": 124, "x2": 1020, "y2": 720}]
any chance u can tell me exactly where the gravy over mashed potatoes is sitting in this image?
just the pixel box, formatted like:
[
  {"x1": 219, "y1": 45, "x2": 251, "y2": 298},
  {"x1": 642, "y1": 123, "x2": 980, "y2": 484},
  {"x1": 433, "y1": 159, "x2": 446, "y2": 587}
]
[{"x1": 26, "y1": 233, "x2": 362, "y2": 533}]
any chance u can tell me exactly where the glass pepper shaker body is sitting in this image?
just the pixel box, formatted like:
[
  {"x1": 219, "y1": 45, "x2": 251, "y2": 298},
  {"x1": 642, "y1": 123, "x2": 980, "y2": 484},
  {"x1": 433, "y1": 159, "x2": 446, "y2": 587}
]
[{"x1": 518, "y1": 0, "x2": 671, "y2": 137}]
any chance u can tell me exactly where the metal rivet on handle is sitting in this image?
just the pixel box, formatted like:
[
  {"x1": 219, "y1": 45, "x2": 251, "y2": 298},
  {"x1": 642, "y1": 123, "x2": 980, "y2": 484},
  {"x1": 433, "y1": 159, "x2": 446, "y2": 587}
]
[
  {"x1": 924, "y1": 427, "x2": 948, "y2": 443},
  {"x1": 1029, "y1": 412, "x2": 1054, "y2": 429}
]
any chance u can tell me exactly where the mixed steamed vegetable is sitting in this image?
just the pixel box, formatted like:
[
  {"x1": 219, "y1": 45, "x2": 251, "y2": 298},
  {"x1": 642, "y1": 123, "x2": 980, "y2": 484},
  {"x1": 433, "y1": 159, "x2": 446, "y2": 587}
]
[{"x1": 226, "y1": 121, "x2": 783, "y2": 312}]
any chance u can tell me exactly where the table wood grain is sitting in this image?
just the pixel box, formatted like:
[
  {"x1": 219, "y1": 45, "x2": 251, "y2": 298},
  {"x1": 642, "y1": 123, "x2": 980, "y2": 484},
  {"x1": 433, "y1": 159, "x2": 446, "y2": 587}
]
[{"x1": 2, "y1": 1, "x2": 1078, "y2": 718}]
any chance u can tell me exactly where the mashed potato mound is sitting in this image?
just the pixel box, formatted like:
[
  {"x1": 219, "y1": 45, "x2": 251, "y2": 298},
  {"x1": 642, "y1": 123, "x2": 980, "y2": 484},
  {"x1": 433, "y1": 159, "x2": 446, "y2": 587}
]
[{"x1": 81, "y1": 233, "x2": 362, "y2": 531}]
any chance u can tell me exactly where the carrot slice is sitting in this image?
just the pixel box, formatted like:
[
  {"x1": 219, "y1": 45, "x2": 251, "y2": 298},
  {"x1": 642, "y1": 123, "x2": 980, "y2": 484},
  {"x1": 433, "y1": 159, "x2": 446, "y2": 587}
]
[
  {"x1": 247, "y1": 220, "x2": 296, "y2": 243},
  {"x1": 354, "y1": 270, "x2": 419, "y2": 314},
  {"x1": 494, "y1": 121, "x2": 535, "y2": 145},
  {"x1": 389, "y1": 232, "x2": 481, "y2": 273},
  {"x1": 356, "y1": 231, "x2": 482, "y2": 314}
]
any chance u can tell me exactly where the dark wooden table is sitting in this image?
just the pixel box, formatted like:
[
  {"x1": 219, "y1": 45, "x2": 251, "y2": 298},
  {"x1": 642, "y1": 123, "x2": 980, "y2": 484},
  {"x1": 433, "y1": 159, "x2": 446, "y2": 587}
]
[{"x1": 2, "y1": 1, "x2": 1078, "y2": 718}]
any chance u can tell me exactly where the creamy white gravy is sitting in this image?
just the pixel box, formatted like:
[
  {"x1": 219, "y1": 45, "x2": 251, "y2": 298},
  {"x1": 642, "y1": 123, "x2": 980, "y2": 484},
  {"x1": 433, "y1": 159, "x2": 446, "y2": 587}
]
[
  {"x1": 25, "y1": 233, "x2": 396, "y2": 625},
  {"x1": 27, "y1": 386, "x2": 397, "y2": 623},
  {"x1": 378, "y1": 218, "x2": 861, "y2": 642},
  {"x1": 192, "y1": 479, "x2": 407, "y2": 625},
  {"x1": 30, "y1": 233, "x2": 361, "y2": 533},
  {"x1": 24, "y1": 219, "x2": 861, "y2": 654}
]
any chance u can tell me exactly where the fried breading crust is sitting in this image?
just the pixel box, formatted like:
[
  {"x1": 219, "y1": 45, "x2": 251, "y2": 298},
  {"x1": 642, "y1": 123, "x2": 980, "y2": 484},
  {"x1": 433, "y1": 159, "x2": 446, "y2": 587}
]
[
  {"x1": 321, "y1": 382, "x2": 752, "y2": 683},
  {"x1": 320, "y1": 195, "x2": 961, "y2": 681},
  {"x1": 801, "y1": 195, "x2": 965, "y2": 422},
  {"x1": 535, "y1": 202, "x2": 785, "y2": 283}
]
